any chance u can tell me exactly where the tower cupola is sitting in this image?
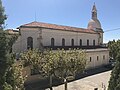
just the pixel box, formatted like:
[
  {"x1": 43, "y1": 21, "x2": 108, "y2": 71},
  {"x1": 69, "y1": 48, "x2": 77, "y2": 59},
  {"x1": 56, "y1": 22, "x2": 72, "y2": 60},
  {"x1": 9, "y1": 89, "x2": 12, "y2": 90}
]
[{"x1": 87, "y1": 3, "x2": 102, "y2": 32}]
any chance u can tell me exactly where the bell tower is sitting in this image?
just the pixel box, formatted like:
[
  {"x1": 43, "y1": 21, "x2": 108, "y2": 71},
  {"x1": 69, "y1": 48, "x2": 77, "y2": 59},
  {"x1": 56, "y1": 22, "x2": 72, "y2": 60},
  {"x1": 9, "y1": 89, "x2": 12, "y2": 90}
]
[
  {"x1": 92, "y1": 3, "x2": 97, "y2": 20},
  {"x1": 87, "y1": 3, "x2": 104, "y2": 45}
]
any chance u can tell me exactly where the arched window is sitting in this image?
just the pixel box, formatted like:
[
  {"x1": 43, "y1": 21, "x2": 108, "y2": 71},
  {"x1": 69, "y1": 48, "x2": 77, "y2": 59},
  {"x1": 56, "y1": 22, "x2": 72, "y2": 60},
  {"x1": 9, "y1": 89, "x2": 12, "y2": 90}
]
[
  {"x1": 90, "y1": 57, "x2": 92, "y2": 62},
  {"x1": 87, "y1": 39, "x2": 89, "y2": 46},
  {"x1": 71, "y1": 39, "x2": 74, "y2": 47},
  {"x1": 27, "y1": 37, "x2": 33, "y2": 49},
  {"x1": 97, "y1": 56, "x2": 99, "y2": 61},
  {"x1": 80, "y1": 39, "x2": 82, "y2": 46},
  {"x1": 93, "y1": 40, "x2": 95, "y2": 46},
  {"x1": 62, "y1": 38, "x2": 65, "y2": 47},
  {"x1": 103, "y1": 55, "x2": 105, "y2": 60},
  {"x1": 51, "y1": 38, "x2": 55, "y2": 47}
]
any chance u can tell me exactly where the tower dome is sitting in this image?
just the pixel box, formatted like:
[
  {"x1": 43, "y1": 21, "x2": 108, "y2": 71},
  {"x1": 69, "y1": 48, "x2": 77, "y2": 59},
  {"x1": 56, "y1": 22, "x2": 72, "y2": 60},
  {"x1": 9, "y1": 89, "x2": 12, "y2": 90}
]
[
  {"x1": 88, "y1": 19, "x2": 101, "y2": 30},
  {"x1": 87, "y1": 3, "x2": 103, "y2": 32}
]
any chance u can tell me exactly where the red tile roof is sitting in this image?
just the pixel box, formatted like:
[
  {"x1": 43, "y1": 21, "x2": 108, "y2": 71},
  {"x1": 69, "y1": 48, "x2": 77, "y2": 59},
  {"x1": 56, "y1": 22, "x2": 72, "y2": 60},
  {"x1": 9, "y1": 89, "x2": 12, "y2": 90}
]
[{"x1": 19, "y1": 21, "x2": 97, "y2": 34}]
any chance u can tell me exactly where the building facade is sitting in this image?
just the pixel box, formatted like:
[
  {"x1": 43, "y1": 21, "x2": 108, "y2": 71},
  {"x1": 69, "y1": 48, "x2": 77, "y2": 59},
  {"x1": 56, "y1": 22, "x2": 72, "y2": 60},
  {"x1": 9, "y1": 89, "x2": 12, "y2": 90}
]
[{"x1": 12, "y1": 4, "x2": 109, "y2": 69}]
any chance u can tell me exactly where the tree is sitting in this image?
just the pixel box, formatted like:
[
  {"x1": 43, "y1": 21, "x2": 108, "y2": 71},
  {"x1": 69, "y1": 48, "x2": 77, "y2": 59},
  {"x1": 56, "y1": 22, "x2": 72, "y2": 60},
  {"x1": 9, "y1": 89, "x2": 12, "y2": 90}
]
[
  {"x1": 5, "y1": 60, "x2": 27, "y2": 90},
  {"x1": 0, "y1": 28, "x2": 19, "y2": 89},
  {"x1": 108, "y1": 40, "x2": 120, "y2": 60},
  {"x1": 20, "y1": 49, "x2": 86, "y2": 90},
  {"x1": 108, "y1": 52, "x2": 120, "y2": 90},
  {"x1": 46, "y1": 49, "x2": 87, "y2": 90},
  {"x1": 21, "y1": 49, "x2": 55, "y2": 90},
  {"x1": 6, "y1": 32, "x2": 19, "y2": 53},
  {"x1": 0, "y1": 0, "x2": 7, "y2": 29},
  {"x1": 38, "y1": 49, "x2": 86, "y2": 90},
  {"x1": 0, "y1": 0, "x2": 20, "y2": 89},
  {"x1": 21, "y1": 49, "x2": 43, "y2": 73},
  {"x1": 0, "y1": 0, "x2": 8, "y2": 89},
  {"x1": 41, "y1": 49, "x2": 58, "y2": 90}
]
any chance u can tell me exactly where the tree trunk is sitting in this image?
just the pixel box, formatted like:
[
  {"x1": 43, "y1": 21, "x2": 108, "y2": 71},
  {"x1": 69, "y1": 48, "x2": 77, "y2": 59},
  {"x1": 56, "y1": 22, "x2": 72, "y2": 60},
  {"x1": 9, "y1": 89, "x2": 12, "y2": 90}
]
[
  {"x1": 49, "y1": 75, "x2": 53, "y2": 90},
  {"x1": 50, "y1": 87, "x2": 53, "y2": 90},
  {"x1": 64, "y1": 78, "x2": 67, "y2": 90}
]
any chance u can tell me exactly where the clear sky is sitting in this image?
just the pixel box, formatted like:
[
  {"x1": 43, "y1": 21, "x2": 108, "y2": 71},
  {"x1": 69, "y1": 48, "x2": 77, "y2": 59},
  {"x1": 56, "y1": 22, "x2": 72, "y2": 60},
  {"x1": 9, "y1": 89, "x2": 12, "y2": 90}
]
[{"x1": 2, "y1": 0, "x2": 120, "y2": 43}]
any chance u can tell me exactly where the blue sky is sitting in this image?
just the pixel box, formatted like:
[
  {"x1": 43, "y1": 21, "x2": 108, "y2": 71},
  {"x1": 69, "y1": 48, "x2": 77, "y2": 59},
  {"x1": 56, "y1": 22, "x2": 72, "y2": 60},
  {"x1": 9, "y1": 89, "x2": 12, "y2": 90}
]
[{"x1": 2, "y1": 0, "x2": 120, "y2": 43}]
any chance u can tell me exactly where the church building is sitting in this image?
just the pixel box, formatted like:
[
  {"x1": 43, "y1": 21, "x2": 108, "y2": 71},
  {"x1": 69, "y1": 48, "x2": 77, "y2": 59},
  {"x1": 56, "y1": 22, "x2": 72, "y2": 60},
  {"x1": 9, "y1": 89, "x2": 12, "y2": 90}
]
[{"x1": 12, "y1": 4, "x2": 109, "y2": 69}]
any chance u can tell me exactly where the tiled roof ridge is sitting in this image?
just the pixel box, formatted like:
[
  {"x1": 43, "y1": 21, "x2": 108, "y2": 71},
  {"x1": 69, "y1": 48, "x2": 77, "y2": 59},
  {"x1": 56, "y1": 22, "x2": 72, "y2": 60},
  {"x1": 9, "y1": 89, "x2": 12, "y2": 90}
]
[
  {"x1": 21, "y1": 21, "x2": 85, "y2": 29},
  {"x1": 19, "y1": 21, "x2": 97, "y2": 34}
]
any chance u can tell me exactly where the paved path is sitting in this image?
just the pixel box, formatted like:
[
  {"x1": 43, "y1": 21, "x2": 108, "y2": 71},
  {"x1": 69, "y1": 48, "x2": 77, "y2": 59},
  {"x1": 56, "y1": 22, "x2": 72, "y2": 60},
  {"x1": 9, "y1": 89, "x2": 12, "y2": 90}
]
[{"x1": 52, "y1": 70, "x2": 111, "y2": 90}]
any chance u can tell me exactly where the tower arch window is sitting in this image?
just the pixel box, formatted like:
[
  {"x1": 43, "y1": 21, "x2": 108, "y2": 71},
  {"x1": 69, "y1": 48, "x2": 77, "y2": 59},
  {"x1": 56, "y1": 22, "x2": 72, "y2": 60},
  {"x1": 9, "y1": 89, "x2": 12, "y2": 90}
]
[
  {"x1": 87, "y1": 39, "x2": 89, "y2": 46},
  {"x1": 27, "y1": 37, "x2": 33, "y2": 49},
  {"x1": 71, "y1": 39, "x2": 74, "y2": 47},
  {"x1": 51, "y1": 38, "x2": 55, "y2": 47},
  {"x1": 80, "y1": 39, "x2": 82, "y2": 46},
  {"x1": 93, "y1": 40, "x2": 95, "y2": 46},
  {"x1": 62, "y1": 38, "x2": 65, "y2": 47}
]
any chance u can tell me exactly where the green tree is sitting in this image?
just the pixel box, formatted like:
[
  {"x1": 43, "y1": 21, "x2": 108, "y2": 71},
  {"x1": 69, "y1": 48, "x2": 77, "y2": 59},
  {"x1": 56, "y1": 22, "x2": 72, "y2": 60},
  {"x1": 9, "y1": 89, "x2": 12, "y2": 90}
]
[
  {"x1": 0, "y1": 0, "x2": 19, "y2": 89},
  {"x1": 108, "y1": 52, "x2": 120, "y2": 90},
  {"x1": 21, "y1": 49, "x2": 54, "y2": 90},
  {"x1": 108, "y1": 40, "x2": 120, "y2": 60},
  {"x1": 6, "y1": 32, "x2": 19, "y2": 53},
  {"x1": 21, "y1": 49, "x2": 86, "y2": 90},
  {"x1": 49, "y1": 49, "x2": 86, "y2": 90},
  {"x1": 21, "y1": 49, "x2": 43, "y2": 72},
  {"x1": 41, "y1": 49, "x2": 58, "y2": 90},
  {"x1": 0, "y1": 27, "x2": 18, "y2": 90},
  {"x1": 0, "y1": 0, "x2": 7, "y2": 29},
  {"x1": 0, "y1": 0, "x2": 8, "y2": 89},
  {"x1": 6, "y1": 61, "x2": 27, "y2": 90},
  {"x1": 3, "y1": 82, "x2": 12, "y2": 90},
  {"x1": 39, "y1": 49, "x2": 86, "y2": 90}
]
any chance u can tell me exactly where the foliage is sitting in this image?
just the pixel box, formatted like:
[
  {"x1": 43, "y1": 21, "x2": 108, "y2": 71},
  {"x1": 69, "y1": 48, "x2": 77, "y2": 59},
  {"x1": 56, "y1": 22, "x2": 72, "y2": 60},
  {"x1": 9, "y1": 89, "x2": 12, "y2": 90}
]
[
  {"x1": 41, "y1": 49, "x2": 57, "y2": 76},
  {"x1": 108, "y1": 39, "x2": 120, "y2": 60},
  {"x1": 53, "y1": 49, "x2": 86, "y2": 79},
  {"x1": 0, "y1": 29, "x2": 19, "y2": 90},
  {"x1": 21, "y1": 48, "x2": 86, "y2": 90},
  {"x1": 0, "y1": 53, "x2": 26, "y2": 90},
  {"x1": 6, "y1": 33, "x2": 19, "y2": 53},
  {"x1": 0, "y1": 0, "x2": 21, "y2": 89},
  {"x1": 21, "y1": 49, "x2": 44, "y2": 74},
  {"x1": 3, "y1": 82, "x2": 12, "y2": 90},
  {"x1": 108, "y1": 52, "x2": 120, "y2": 90},
  {"x1": 0, "y1": 0, "x2": 8, "y2": 88},
  {"x1": 6, "y1": 61, "x2": 26, "y2": 90},
  {"x1": 42, "y1": 49, "x2": 86, "y2": 90},
  {"x1": 0, "y1": 31, "x2": 8, "y2": 88},
  {"x1": 0, "y1": 0, "x2": 7, "y2": 29}
]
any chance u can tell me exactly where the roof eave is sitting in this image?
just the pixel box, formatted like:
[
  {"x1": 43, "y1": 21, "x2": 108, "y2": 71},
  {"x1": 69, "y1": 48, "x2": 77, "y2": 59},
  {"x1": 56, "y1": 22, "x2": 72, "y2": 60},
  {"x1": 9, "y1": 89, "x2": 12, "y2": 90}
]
[{"x1": 18, "y1": 26, "x2": 97, "y2": 34}]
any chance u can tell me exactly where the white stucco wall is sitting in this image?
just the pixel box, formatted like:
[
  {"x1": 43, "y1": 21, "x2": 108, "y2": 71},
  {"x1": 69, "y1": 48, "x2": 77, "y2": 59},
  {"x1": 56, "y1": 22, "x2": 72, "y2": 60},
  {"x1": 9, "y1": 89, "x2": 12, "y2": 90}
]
[
  {"x1": 42, "y1": 28, "x2": 99, "y2": 46},
  {"x1": 86, "y1": 48, "x2": 109, "y2": 69},
  {"x1": 13, "y1": 27, "x2": 100, "y2": 53},
  {"x1": 12, "y1": 28, "x2": 40, "y2": 53}
]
